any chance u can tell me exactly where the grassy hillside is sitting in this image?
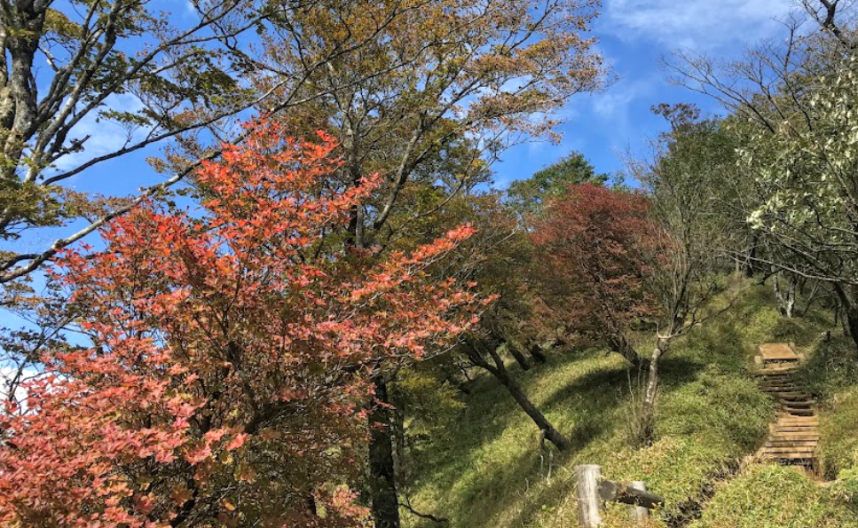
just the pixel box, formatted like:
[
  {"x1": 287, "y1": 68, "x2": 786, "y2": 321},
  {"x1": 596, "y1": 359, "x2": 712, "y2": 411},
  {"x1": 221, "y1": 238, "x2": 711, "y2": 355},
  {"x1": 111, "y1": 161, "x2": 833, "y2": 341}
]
[
  {"x1": 399, "y1": 281, "x2": 858, "y2": 527},
  {"x1": 691, "y1": 310, "x2": 858, "y2": 528}
]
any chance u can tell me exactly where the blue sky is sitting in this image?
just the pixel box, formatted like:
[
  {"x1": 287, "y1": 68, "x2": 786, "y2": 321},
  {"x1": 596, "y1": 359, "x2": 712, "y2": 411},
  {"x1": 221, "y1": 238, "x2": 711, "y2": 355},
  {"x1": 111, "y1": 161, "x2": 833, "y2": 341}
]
[
  {"x1": 43, "y1": 0, "x2": 803, "y2": 202},
  {"x1": 492, "y1": 0, "x2": 797, "y2": 188}
]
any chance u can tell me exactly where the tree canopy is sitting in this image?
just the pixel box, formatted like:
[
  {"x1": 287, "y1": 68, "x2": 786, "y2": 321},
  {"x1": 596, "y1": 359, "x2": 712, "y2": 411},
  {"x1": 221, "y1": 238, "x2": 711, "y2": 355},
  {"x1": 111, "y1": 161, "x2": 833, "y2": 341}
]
[
  {"x1": 0, "y1": 119, "x2": 482, "y2": 527},
  {"x1": 507, "y1": 151, "x2": 608, "y2": 214}
]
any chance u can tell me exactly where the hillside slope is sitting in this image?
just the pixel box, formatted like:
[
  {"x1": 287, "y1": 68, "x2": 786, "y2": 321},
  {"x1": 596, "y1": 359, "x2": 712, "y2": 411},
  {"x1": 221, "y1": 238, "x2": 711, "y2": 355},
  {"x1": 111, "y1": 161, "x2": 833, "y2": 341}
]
[{"x1": 401, "y1": 282, "x2": 858, "y2": 527}]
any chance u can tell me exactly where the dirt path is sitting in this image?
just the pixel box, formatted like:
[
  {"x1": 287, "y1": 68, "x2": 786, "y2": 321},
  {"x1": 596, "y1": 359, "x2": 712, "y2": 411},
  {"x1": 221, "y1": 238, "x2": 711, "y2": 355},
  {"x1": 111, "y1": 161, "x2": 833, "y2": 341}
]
[{"x1": 754, "y1": 343, "x2": 819, "y2": 467}]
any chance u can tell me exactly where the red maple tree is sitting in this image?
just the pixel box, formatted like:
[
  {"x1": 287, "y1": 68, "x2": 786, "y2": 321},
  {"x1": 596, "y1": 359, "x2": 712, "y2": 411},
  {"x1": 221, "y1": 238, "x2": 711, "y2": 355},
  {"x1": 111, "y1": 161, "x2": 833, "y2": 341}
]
[
  {"x1": 530, "y1": 183, "x2": 665, "y2": 365},
  {"x1": 0, "y1": 120, "x2": 481, "y2": 528}
]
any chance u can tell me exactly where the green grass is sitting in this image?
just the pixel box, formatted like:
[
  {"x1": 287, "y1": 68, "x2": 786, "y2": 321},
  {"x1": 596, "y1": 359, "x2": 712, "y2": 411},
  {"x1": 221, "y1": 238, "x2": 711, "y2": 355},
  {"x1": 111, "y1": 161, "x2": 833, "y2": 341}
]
[
  {"x1": 400, "y1": 281, "x2": 843, "y2": 528},
  {"x1": 690, "y1": 465, "x2": 839, "y2": 528},
  {"x1": 797, "y1": 321, "x2": 858, "y2": 514},
  {"x1": 679, "y1": 287, "x2": 858, "y2": 528},
  {"x1": 805, "y1": 337, "x2": 858, "y2": 481}
]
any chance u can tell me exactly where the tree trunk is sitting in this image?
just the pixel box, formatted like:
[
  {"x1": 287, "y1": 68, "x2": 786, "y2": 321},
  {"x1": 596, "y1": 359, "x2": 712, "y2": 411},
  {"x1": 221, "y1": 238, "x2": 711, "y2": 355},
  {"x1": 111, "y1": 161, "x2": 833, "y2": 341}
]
[
  {"x1": 838, "y1": 306, "x2": 852, "y2": 339},
  {"x1": 640, "y1": 339, "x2": 668, "y2": 445},
  {"x1": 506, "y1": 342, "x2": 531, "y2": 370},
  {"x1": 844, "y1": 304, "x2": 858, "y2": 356},
  {"x1": 496, "y1": 367, "x2": 569, "y2": 450},
  {"x1": 608, "y1": 334, "x2": 648, "y2": 370},
  {"x1": 466, "y1": 342, "x2": 569, "y2": 451},
  {"x1": 773, "y1": 272, "x2": 797, "y2": 318},
  {"x1": 744, "y1": 235, "x2": 758, "y2": 278},
  {"x1": 834, "y1": 285, "x2": 858, "y2": 358},
  {"x1": 527, "y1": 342, "x2": 548, "y2": 364},
  {"x1": 797, "y1": 280, "x2": 821, "y2": 317},
  {"x1": 1, "y1": 5, "x2": 44, "y2": 180},
  {"x1": 368, "y1": 376, "x2": 401, "y2": 528}
]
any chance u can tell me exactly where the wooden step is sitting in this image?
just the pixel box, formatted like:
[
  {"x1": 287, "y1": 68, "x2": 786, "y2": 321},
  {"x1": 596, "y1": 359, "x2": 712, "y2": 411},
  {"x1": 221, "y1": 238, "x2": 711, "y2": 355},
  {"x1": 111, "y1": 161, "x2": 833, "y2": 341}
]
[
  {"x1": 761, "y1": 449, "x2": 817, "y2": 457},
  {"x1": 758, "y1": 343, "x2": 800, "y2": 359},
  {"x1": 755, "y1": 343, "x2": 817, "y2": 467},
  {"x1": 765, "y1": 440, "x2": 818, "y2": 448},
  {"x1": 782, "y1": 407, "x2": 815, "y2": 415},
  {"x1": 778, "y1": 392, "x2": 812, "y2": 400},
  {"x1": 761, "y1": 453, "x2": 817, "y2": 460},
  {"x1": 761, "y1": 454, "x2": 816, "y2": 462},
  {"x1": 761, "y1": 454, "x2": 817, "y2": 461},
  {"x1": 761, "y1": 445, "x2": 816, "y2": 452},
  {"x1": 763, "y1": 359, "x2": 799, "y2": 365},
  {"x1": 777, "y1": 414, "x2": 817, "y2": 421},
  {"x1": 770, "y1": 432, "x2": 820, "y2": 439},
  {"x1": 780, "y1": 399, "x2": 815, "y2": 407},
  {"x1": 771, "y1": 425, "x2": 819, "y2": 432}
]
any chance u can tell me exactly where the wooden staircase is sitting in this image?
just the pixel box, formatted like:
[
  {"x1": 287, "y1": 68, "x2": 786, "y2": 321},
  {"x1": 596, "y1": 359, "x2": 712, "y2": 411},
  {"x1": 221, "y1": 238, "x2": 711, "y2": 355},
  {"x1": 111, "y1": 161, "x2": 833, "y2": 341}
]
[{"x1": 754, "y1": 344, "x2": 819, "y2": 466}]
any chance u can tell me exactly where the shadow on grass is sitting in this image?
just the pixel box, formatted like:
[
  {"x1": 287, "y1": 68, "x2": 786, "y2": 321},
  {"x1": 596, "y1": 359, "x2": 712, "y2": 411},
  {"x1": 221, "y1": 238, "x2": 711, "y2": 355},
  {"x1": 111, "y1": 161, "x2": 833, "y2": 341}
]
[
  {"x1": 405, "y1": 283, "x2": 832, "y2": 528},
  {"x1": 407, "y1": 351, "x2": 630, "y2": 527},
  {"x1": 408, "y1": 349, "x2": 716, "y2": 528},
  {"x1": 800, "y1": 333, "x2": 858, "y2": 399}
]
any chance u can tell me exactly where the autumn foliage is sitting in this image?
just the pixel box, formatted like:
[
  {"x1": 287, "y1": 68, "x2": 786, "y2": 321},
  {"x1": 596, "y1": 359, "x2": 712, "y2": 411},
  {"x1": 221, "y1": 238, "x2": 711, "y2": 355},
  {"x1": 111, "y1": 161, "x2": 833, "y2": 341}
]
[
  {"x1": 0, "y1": 121, "x2": 480, "y2": 528},
  {"x1": 530, "y1": 184, "x2": 665, "y2": 357}
]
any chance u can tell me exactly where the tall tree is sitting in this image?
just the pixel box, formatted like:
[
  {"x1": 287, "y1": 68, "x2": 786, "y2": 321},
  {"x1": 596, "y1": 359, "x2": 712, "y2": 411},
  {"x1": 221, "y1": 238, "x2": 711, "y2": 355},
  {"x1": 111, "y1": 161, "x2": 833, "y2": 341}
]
[
  {"x1": 0, "y1": 5, "x2": 492, "y2": 493},
  {"x1": 0, "y1": 119, "x2": 481, "y2": 527},
  {"x1": 507, "y1": 151, "x2": 608, "y2": 215},
  {"x1": 252, "y1": 2, "x2": 605, "y2": 521},
  {"x1": 259, "y1": 0, "x2": 605, "y2": 250},
  {"x1": 447, "y1": 192, "x2": 571, "y2": 450},
  {"x1": 0, "y1": 0, "x2": 262, "y2": 283},
  {"x1": 632, "y1": 106, "x2": 731, "y2": 441},
  {"x1": 669, "y1": 2, "x2": 858, "y2": 353},
  {"x1": 531, "y1": 183, "x2": 661, "y2": 369},
  {"x1": 533, "y1": 148, "x2": 725, "y2": 444},
  {"x1": 0, "y1": 0, "x2": 475, "y2": 285}
]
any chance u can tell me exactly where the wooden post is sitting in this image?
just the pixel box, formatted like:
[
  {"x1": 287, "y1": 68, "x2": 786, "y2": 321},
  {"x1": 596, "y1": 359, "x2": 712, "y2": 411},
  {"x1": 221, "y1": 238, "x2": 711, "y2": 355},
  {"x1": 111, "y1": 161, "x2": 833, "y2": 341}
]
[
  {"x1": 628, "y1": 481, "x2": 649, "y2": 524},
  {"x1": 576, "y1": 464, "x2": 602, "y2": 528}
]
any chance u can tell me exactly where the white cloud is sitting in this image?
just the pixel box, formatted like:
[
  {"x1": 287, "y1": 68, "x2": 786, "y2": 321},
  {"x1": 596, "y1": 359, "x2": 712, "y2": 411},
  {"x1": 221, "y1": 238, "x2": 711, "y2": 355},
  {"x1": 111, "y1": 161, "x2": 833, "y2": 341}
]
[
  {"x1": 604, "y1": 0, "x2": 795, "y2": 50},
  {"x1": 0, "y1": 365, "x2": 39, "y2": 410},
  {"x1": 568, "y1": 75, "x2": 659, "y2": 148},
  {"x1": 593, "y1": 76, "x2": 657, "y2": 118},
  {"x1": 47, "y1": 93, "x2": 150, "y2": 175}
]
